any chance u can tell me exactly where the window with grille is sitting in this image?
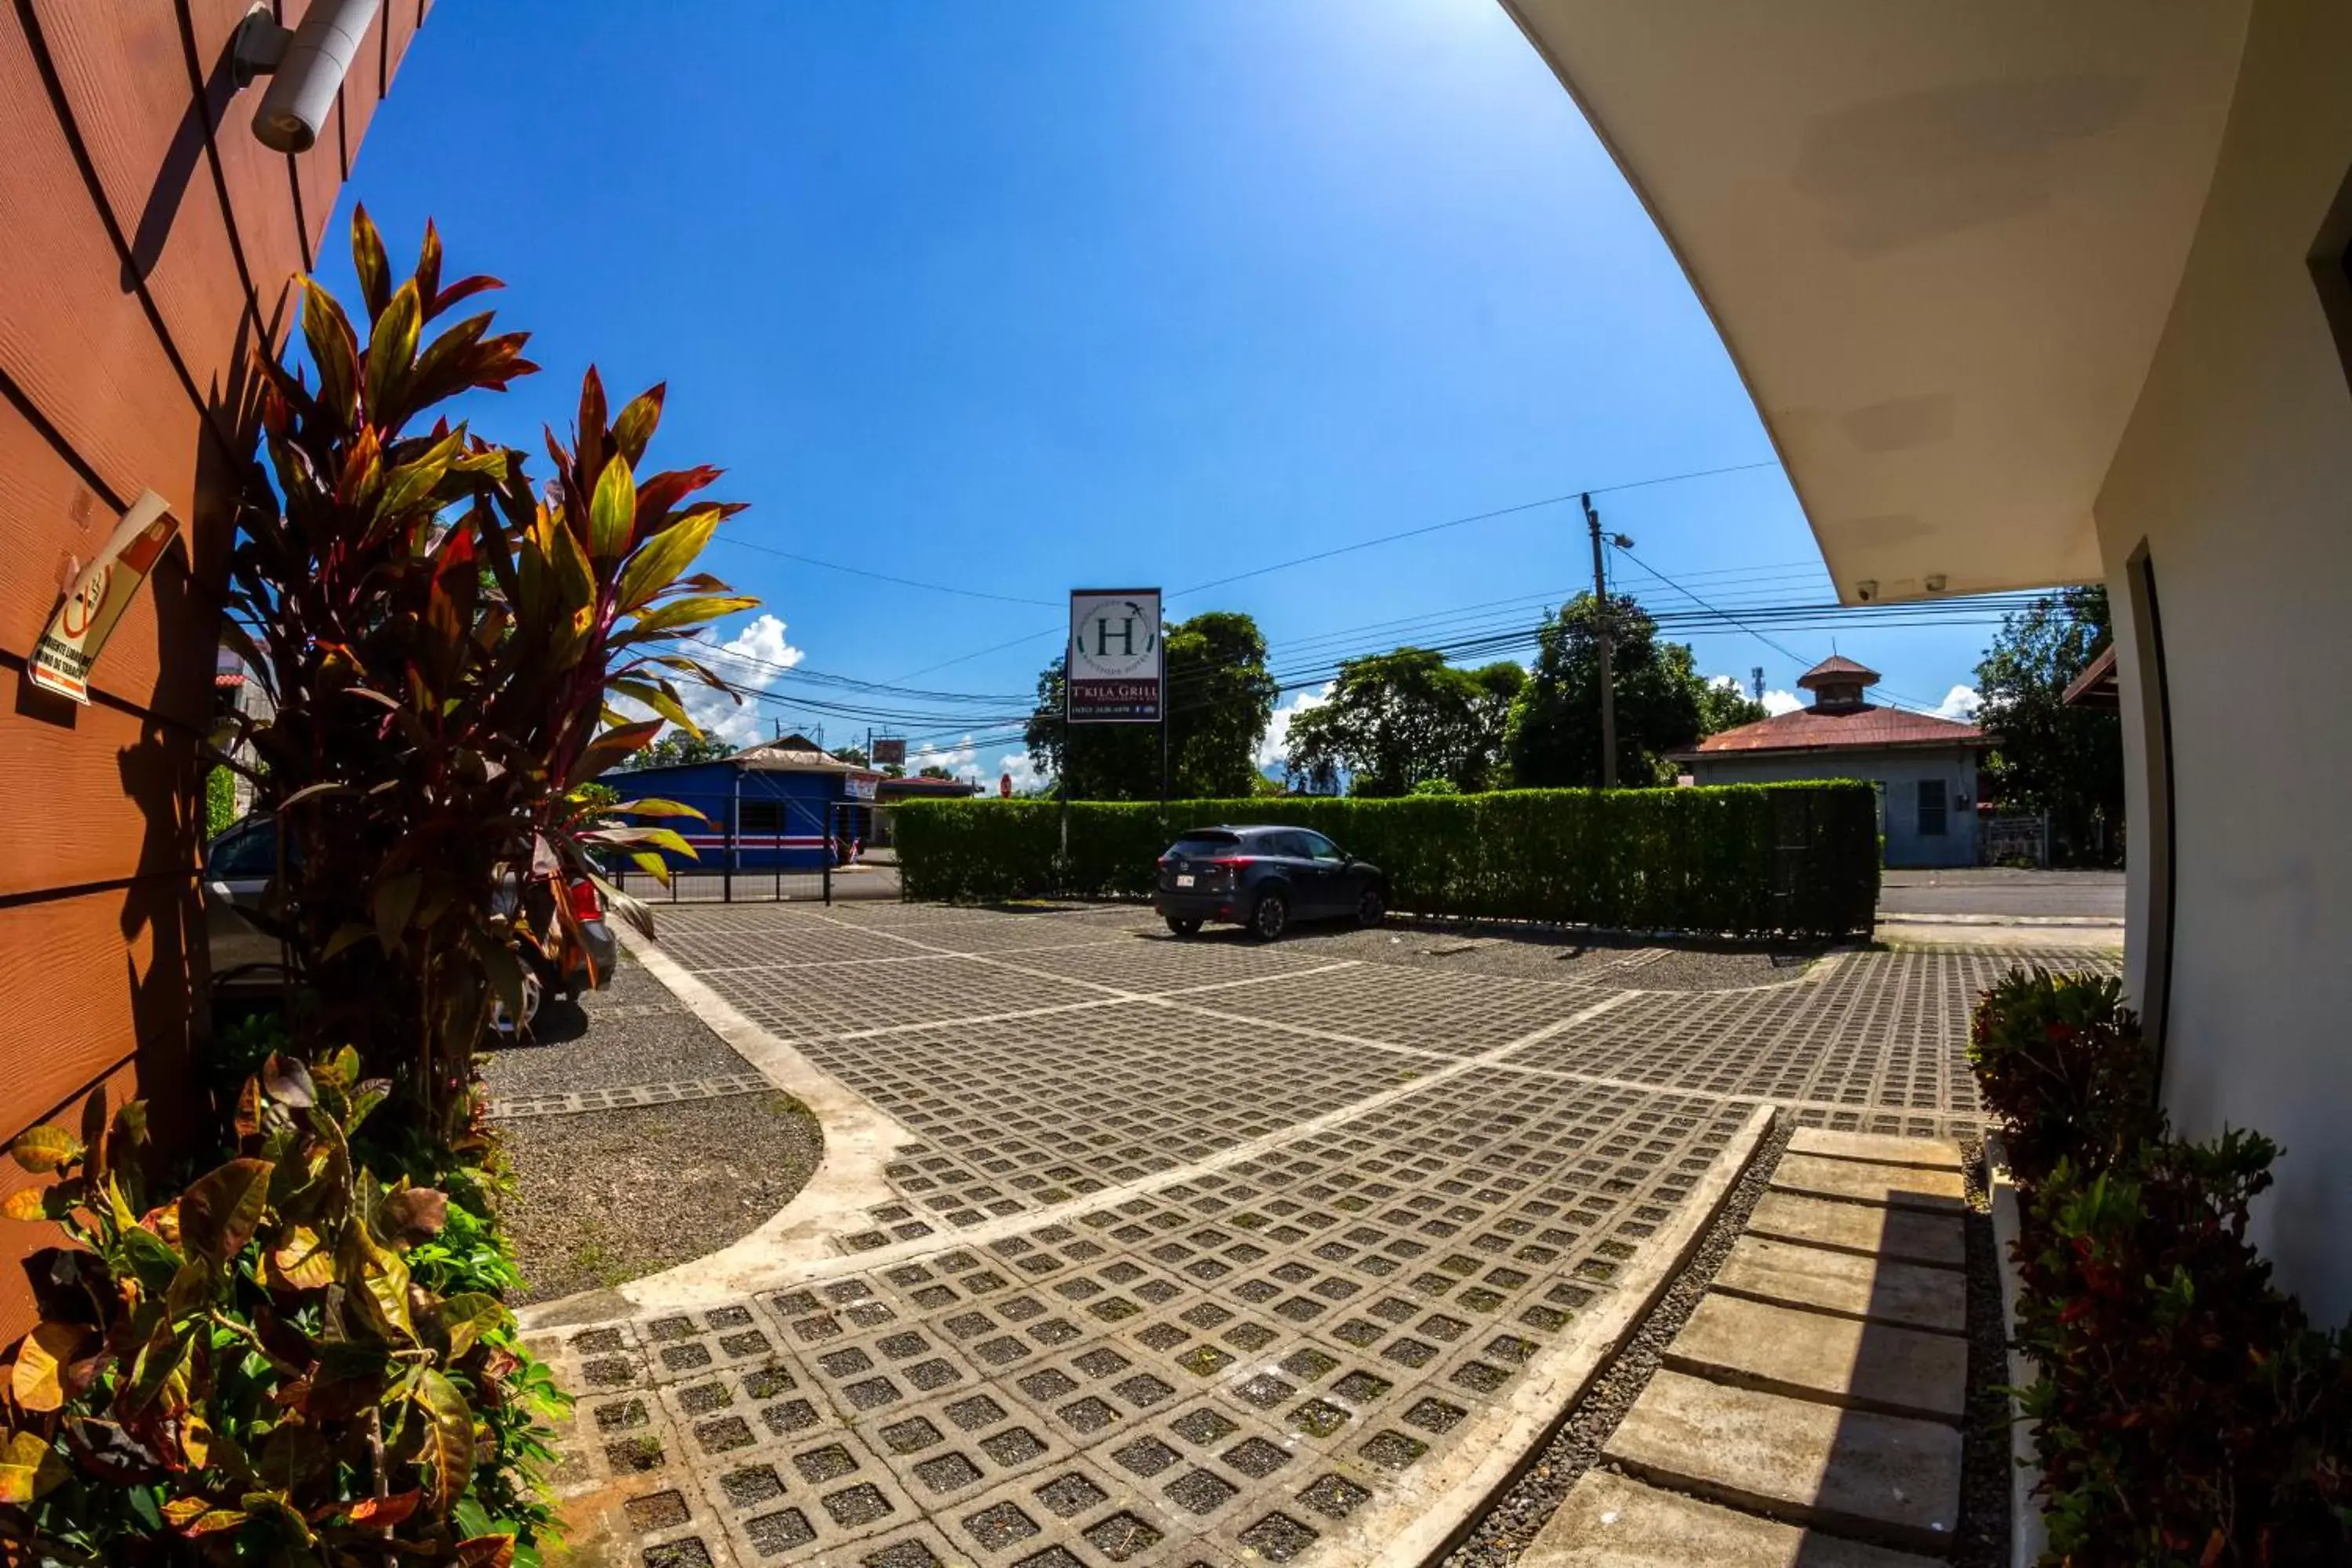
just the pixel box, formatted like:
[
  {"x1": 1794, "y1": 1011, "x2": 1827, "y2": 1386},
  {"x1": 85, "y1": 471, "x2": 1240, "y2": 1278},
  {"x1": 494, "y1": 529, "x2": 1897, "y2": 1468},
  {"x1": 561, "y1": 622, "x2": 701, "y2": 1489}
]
[{"x1": 739, "y1": 800, "x2": 784, "y2": 835}]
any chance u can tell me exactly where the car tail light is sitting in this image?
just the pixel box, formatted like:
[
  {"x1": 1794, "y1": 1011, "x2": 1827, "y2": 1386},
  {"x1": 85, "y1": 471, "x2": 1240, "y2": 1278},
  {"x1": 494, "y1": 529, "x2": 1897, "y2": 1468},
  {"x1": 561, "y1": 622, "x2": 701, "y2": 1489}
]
[{"x1": 568, "y1": 877, "x2": 603, "y2": 922}]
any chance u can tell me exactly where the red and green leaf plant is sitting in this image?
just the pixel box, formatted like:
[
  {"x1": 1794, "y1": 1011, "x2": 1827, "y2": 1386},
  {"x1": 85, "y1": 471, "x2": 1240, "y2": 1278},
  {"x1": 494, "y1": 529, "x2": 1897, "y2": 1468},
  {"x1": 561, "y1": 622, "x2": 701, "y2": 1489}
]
[
  {"x1": 1, "y1": 206, "x2": 768, "y2": 1556},
  {"x1": 1968, "y1": 966, "x2": 2159, "y2": 1186},
  {"x1": 1972, "y1": 968, "x2": 2352, "y2": 1565},
  {"x1": 211, "y1": 205, "x2": 754, "y2": 1141},
  {"x1": 0, "y1": 1065, "x2": 546, "y2": 1566}
]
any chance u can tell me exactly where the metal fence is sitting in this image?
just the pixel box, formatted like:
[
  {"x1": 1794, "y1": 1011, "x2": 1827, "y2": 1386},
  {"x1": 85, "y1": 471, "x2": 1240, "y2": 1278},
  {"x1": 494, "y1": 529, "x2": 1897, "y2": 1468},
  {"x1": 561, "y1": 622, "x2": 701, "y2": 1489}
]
[{"x1": 605, "y1": 803, "x2": 902, "y2": 906}]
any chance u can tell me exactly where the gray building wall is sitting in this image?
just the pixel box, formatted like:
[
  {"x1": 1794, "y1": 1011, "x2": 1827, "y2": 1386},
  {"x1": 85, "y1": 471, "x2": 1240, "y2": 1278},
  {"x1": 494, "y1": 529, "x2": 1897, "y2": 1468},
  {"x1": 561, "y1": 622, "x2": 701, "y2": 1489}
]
[{"x1": 1689, "y1": 746, "x2": 1981, "y2": 869}]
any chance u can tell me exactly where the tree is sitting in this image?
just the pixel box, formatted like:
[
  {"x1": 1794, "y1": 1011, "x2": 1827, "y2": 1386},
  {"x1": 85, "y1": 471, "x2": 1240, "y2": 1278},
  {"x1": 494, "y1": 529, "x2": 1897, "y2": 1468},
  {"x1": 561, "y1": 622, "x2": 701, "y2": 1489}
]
[
  {"x1": 918, "y1": 764, "x2": 953, "y2": 780},
  {"x1": 1504, "y1": 593, "x2": 1709, "y2": 787},
  {"x1": 1975, "y1": 586, "x2": 2122, "y2": 864},
  {"x1": 622, "y1": 730, "x2": 737, "y2": 769},
  {"x1": 1025, "y1": 610, "x2": 1278, "y2": 799},
  {"x1": 835, "y1": 745, "x2": 869, "y2": 767},
  {"x1": 1284, "y1": 648, "x2": 1524, "y2": 796},
  {"x1": 1697, "y1": 675, "x2": 1767, "y2": 736}
]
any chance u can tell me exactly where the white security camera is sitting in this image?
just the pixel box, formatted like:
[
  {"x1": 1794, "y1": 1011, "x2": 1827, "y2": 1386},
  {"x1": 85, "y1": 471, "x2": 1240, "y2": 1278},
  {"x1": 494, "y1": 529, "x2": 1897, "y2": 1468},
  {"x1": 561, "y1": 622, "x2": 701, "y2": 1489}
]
[{"x1": 234, "y1": 0, "x2": 382, "y2": 154}]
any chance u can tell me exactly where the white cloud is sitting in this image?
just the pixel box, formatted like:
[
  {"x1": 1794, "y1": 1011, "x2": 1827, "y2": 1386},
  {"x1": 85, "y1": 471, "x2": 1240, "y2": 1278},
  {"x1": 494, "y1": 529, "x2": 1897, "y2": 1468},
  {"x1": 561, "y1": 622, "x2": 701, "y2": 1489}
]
[
  {"x1": 908, "y1": 734, "x2": 980, "y2": 781},
  {"x1": 612, "y1": 614, "x2": 805, "y2": 747},
  {"x1": 1714, "y1": 675, "x2": 1802, "y2": 716},
  {"x1": 1933, "y1": 684, "x2": 1982, "y2": 721},
  {"x1": 1260, "y1": 682, "x2": 1334, "y2": 769}
]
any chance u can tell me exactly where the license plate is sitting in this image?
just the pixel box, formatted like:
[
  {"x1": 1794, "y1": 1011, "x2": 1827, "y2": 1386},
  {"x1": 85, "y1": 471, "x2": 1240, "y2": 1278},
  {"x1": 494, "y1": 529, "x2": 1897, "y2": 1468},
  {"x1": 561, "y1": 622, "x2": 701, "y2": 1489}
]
[{"x1": 1176, "y1": 874, "x2": 1195, "y2": 887}]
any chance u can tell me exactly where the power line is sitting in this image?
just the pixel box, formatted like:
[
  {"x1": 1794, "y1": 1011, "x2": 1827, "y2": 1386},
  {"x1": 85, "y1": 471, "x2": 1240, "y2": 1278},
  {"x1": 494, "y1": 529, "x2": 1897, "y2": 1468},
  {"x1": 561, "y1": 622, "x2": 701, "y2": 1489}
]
[
  {"x1": 1165, "y1": 459, "x2": 1781, "y2": 601},
  {"x1": 874, "y1": 592, "x2": 2035, "y2": 749},
  {"x1": 1614, "y1": 547, "x2": 1965, "y2": 713},
  {"x1": 888, "y1": 458, "x2": 1784, "y2": 682},
  {"x1": 710, "y1": 535, "x2": 1058, "y2": 607}
]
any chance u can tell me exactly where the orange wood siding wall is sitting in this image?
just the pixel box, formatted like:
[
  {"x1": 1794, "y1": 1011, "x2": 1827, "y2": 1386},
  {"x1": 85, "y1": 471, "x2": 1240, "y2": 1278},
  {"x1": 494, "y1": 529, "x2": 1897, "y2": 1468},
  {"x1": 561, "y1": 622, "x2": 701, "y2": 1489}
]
[{"x1": 0, "y1": 0, "x2": 428, "y2": 1341}]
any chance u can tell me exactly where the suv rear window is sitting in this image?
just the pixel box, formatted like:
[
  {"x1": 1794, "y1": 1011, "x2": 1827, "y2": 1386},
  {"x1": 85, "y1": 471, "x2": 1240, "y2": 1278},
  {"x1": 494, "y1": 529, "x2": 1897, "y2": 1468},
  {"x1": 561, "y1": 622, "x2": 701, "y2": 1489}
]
[{"x1": 1167, "y1": 832, "x2": 1240, "y2": 858}]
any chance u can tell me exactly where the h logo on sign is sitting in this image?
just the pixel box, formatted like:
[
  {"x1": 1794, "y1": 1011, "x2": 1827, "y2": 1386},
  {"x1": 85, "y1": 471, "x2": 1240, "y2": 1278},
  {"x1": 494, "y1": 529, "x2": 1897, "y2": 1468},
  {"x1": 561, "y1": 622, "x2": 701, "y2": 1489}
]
[{"x1": 1093, "y1": 612, "x2": 1140, "y2": 659}]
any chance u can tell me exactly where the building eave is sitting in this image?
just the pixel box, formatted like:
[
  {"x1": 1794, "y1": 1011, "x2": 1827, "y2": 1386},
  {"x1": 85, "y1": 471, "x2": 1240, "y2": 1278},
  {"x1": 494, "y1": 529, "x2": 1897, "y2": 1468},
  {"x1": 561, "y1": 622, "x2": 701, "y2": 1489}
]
[
  {"x1": 1501, "y1": 0, "x2": 2252, "y2": 604},
  {"x1": 1676, "y1": 734, "x2": 1992, "y2": 764}
]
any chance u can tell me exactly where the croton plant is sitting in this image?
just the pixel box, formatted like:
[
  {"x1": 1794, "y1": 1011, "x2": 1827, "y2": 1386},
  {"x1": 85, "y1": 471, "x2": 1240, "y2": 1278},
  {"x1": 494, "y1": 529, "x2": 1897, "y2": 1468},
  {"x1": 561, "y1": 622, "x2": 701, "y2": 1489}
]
[
  {"x1": 0, "y1": 208, "x2": 758, "y2": 1560},
  {"x1": 2, "y1": 1065, "x2": 517, "y2": 1563},
  {"x1": 205, "y1": 204, "x2": 751, "y2": 1139}
]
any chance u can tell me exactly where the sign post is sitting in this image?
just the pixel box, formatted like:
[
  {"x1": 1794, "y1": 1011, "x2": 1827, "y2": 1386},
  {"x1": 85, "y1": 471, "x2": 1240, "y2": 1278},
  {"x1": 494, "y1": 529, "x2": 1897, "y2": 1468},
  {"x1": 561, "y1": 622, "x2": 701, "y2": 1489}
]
[{"x1": 1067, "y1": 588, "x2": 1167, "y2": 816}]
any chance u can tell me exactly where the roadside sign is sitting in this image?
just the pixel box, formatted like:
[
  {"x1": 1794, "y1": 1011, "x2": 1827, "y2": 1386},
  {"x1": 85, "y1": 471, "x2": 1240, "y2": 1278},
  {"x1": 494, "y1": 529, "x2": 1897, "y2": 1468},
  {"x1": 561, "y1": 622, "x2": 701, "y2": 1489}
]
[
  {"x1": 873, "y1": 736, "x2": 907, "y2": 768},
  {"x1": 1068, "y1": 588, "x2": 1162, "y2": 723},
  {"x1": 31, "y1": 489, "x2": 180, "y2": 704},
  {"x1": 999, "y1": 772, "x2": 1013, "y2": 798}
]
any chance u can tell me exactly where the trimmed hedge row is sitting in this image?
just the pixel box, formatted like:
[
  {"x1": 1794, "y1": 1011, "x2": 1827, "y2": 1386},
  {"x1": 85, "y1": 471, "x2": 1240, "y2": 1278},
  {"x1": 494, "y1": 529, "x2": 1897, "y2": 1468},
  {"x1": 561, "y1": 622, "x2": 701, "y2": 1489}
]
[{"x1": 893, "y1": 782, "x2": 1878, "y2": 936}]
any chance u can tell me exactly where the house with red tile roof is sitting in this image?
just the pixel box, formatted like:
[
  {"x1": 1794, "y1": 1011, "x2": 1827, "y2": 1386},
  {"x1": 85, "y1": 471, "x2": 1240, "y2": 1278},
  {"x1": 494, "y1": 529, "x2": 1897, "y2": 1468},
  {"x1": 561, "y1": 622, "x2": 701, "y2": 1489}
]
[{"x1": 1677, "y1": 656, "x2": 1989, "y2": 867}]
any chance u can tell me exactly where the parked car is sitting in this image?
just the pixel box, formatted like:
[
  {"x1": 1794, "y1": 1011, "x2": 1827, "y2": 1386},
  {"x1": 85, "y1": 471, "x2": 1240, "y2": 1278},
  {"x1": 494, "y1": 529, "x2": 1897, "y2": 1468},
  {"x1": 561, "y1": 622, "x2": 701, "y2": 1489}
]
[
  {"x1": 1153, "y1": 825, "x2": 1387, "y2": 941},
  {"x1": 202, "y1": 815, "x2": 616, "y2": 1030}
]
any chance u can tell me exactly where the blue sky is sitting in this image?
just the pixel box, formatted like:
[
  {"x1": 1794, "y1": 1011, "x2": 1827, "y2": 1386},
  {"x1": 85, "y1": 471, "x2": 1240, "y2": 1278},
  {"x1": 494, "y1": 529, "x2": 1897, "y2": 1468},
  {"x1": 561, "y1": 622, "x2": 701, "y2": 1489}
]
[{"x1": 326, "y1": 0, "x2": 1994, "y2": 784}]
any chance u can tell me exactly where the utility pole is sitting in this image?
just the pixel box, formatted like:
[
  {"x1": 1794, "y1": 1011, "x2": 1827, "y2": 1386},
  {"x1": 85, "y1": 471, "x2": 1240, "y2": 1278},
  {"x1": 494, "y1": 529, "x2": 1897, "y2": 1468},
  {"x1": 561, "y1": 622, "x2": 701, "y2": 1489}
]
[
  {"x1": 1584, "y1": 493, "x2": 1617, "y2": 789},
  {"x1": 1752, "y1": 666, "x2": 1766, "y2": 703}
]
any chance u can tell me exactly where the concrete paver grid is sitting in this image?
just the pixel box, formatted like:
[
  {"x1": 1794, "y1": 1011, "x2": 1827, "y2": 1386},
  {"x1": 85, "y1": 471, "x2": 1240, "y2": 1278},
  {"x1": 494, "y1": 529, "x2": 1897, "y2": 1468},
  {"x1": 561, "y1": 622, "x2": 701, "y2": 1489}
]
[
  {"x1": 1501, "y1": 947, "x2": 2122, "y2": 1137},
  {"x1": 814, "y1": 1005, "x2": 1436, "y2": 1244},
  {"x1": 539, "y1": 1066, "x2": 1753, "y2": 1568},
  {"x1": 1177, "y1": 963, "x2": 1617, "y2": 1059},
  {"x1": 535, "y1": 906, "x2": 2112, "y2": 1566}
]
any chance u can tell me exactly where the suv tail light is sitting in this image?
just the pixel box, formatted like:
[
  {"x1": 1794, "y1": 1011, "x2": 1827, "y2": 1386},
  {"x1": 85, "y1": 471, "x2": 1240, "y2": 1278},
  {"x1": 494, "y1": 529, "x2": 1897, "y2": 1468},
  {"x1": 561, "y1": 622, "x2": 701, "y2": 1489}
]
[{"x1": 568, "y1": 877, "x2": 604, "y2": 923}]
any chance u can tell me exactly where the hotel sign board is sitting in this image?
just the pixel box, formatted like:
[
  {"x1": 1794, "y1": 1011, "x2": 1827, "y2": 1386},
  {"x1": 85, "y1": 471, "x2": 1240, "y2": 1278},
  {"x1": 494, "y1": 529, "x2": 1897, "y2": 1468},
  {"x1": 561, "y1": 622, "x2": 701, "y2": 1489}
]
[{"x1": 1067, "y1": 589, "x2": 1163, "y2": 724}]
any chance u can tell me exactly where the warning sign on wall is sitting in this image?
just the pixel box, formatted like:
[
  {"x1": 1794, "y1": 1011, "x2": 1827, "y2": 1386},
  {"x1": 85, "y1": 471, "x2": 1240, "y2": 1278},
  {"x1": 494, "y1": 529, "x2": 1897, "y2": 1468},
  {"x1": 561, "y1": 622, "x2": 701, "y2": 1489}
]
[{"x1": 30, "y1": 489, "x2": 180, "y2": 705}]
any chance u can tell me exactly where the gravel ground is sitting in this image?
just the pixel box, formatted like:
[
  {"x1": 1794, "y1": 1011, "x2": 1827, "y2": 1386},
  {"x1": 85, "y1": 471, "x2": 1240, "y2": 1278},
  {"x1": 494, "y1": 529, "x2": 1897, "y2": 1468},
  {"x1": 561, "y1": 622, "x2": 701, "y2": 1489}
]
[
  {"x1": 1436, "y1": 1114, "x2": 1797, "y2": 1566},
  {"x1": 499, "y1": 1091, "x2": 822, "y2": 1306},
  {"x1": 1955, "y1": 1133, "x2": 2014, "y2": 1568},
  {"x1": 479, "y1": 964, "x2": 753, "y2": 1098},
  {"x1": 487, "y1": 958, "x2": 826, "y2": 1307}
]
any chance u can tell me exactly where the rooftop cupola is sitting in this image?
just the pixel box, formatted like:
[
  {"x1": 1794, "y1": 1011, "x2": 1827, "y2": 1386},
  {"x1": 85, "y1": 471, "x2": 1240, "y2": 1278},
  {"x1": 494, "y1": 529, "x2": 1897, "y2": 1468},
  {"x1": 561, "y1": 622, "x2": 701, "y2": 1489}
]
[{"x1": 1796, "y1": 655, "x2": 1881, "y2": 713}]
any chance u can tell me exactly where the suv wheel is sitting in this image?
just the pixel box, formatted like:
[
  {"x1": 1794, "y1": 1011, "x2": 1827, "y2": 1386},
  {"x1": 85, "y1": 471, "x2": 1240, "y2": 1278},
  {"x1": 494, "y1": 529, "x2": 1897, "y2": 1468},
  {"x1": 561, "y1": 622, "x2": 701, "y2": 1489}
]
[
  {"x1": 1357, "y1": 887, "x2": 1387, "y2": 928},
  {"x1": 1249, "y1": 889, "x2": 1290, "y2": 942},
  {"x1": 1165, "y1": 917, "x2": 1202, "y2": 938}
]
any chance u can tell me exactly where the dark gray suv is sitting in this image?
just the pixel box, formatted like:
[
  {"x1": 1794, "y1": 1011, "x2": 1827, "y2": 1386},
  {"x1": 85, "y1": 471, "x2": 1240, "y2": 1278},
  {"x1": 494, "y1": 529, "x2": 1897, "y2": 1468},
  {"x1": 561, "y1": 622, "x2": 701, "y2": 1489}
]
[{"x1": 1152, "y1": 825, "x2": 1387, "y2": 941}]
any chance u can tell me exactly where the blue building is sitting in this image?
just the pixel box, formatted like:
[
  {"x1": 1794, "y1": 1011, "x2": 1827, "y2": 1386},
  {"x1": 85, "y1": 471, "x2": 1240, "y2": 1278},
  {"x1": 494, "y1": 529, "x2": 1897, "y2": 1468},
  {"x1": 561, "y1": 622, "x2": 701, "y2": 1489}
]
[{"x1": 603, "y1": 734, "x2": 881, "y2": 873}]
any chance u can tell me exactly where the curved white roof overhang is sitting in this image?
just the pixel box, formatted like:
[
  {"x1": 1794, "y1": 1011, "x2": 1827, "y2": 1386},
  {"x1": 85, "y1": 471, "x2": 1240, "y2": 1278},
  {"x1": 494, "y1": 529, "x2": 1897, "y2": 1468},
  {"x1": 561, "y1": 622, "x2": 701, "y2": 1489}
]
[{"x1": 1503, "y1": 2, "x2": 2252, "y2": 604}]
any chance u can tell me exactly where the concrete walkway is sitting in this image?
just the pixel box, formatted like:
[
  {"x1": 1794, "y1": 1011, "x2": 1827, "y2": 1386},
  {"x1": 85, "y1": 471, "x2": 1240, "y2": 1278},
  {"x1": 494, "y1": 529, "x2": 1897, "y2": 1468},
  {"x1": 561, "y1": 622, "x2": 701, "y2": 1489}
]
[{"x1": 1523, "y1": 1129, "x2": 1969, "y2": 1564}]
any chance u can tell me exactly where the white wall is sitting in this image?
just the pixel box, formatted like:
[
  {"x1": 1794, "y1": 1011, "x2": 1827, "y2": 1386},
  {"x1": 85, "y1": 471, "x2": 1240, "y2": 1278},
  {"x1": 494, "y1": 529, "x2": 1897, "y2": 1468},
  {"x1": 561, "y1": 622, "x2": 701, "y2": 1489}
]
[
  {"x1": 2096, "y1": 0, "x2": 2352, "y2": 1323},
  {"x1": 1689, "y1": 748, "x2": 1980, "y2": 869}
]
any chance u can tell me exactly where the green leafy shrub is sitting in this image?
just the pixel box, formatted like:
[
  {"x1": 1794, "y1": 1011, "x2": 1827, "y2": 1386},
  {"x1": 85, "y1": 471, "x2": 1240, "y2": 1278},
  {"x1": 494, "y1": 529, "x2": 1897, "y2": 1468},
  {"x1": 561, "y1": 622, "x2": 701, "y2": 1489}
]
[
  {"x1": 2013, "y1": 1134, "x2": 2351, "y2": 1564},
  {"x1": 202, "y1": 767, "x2": 237, "y2": 842},
  {"x1": 1969, "y1": 967, "x2": 2158, "y2": 1186},
  {"x1": 1973, "y1": 969, "x2": 2352, "y2": 1564},
  {"x1": 893, "y1": 782, "x2": 1879, "y2": 937},
  {"x1": 0, "y1": 1058, "x2": 565, "y2": 1565}
]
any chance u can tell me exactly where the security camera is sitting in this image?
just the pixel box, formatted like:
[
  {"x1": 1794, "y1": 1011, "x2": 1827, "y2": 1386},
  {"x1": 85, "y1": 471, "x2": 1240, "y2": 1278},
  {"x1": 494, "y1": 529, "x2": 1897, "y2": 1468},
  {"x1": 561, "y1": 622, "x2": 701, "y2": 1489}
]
[
  {"x1": 234, "y1": 0, "x2": 381, "y2": 154},
  {"x1": 1854, "y1": 579, "x2": 1878, "y2": 603}
]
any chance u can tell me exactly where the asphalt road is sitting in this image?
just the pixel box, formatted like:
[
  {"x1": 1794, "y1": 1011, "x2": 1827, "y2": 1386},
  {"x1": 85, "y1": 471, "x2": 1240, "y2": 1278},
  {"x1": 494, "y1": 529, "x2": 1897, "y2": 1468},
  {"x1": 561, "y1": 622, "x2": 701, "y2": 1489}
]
[{"x1": 1878, "y1": 868, "x2": 2125, "y2": 920}]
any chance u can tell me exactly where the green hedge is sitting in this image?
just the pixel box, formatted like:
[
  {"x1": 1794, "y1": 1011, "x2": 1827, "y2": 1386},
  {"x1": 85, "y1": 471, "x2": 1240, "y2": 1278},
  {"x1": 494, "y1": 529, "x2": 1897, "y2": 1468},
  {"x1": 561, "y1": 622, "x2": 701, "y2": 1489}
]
[{"x1": 893, "y1": 782, "x2": 1879, "y2": 937}]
